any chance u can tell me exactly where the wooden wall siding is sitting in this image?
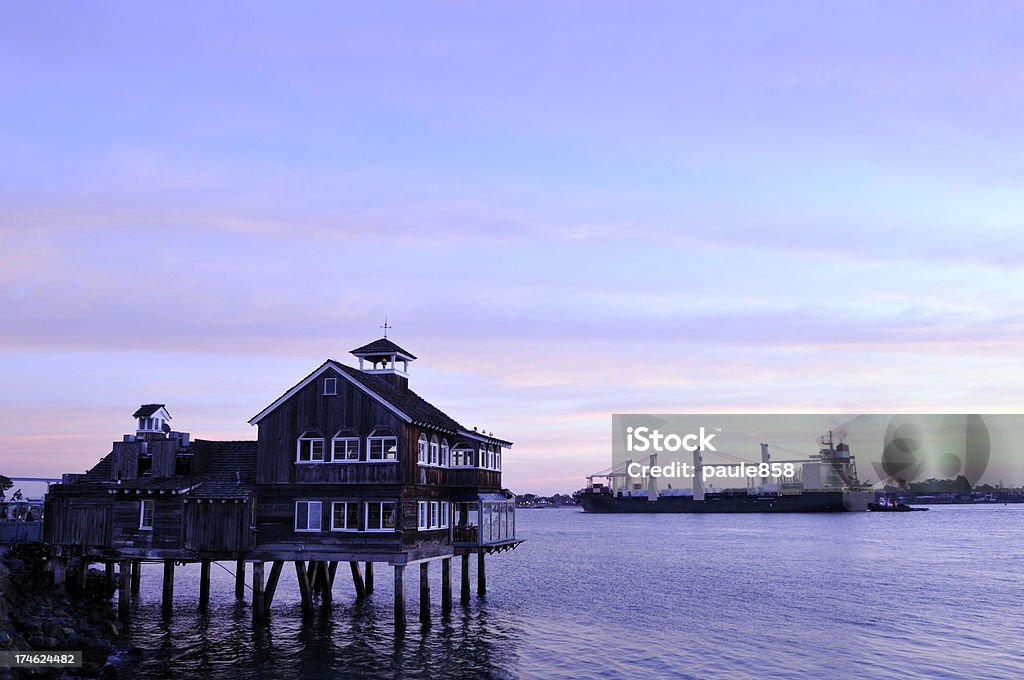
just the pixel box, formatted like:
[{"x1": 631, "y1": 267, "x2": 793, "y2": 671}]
[
  {"x1": 447, "y1": 469, "x2": 502, "y2": 490},
  {"x1": 151, "y1": 440, "x2": 177, "y2": 478},
  {"x1": 254, "y1": 489, "x2": 406, "y2": 548},
  {"x1": 256, "y1": 369, "x2": 406, "y2": 485},
  {"x1": 44, "y1": 497, "x2": 112, "y2": 546},
  {"x1": 111, "y1": 441, "x2": 140, "y2": 481},
  {"x1": 183, "y1": 500, "x2": 254, "y2": 552},
  {"x1": 293, "y1": 463, "x2": 400, "y2": 484},
  {"x1": 110, "y1": 498, "x2": 182, "y2": 551}
]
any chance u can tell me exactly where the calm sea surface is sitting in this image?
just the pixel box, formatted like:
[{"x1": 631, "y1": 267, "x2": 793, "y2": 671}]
[{"x1": 116, "y1": 505, "x2": 1023, "y2": 679}]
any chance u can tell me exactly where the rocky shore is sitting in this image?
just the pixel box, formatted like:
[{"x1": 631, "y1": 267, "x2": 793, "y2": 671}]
[{"x1": 0, "y1": 545, "x2": 123, "y2": 678}]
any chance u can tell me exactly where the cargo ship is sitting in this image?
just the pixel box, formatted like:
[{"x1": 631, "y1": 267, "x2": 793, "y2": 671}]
[{"x1": 576, "y1": 432, "x2": 873, "y2": 513}]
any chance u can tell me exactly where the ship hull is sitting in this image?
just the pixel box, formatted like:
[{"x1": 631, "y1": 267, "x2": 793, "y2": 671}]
[{"x1": 577, "y1": 491, "x2": 871, "y2": 513}]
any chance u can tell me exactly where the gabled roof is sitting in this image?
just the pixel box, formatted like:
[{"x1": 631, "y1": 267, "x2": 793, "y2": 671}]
[
  {"x1": 248, "y1": 359, "x2": 507, "y2": 441},
  {"x1": 350, "y1": 338, "x2": 417, "y2": 360},
  {"x1": 133, "y1": 404, "x2": 168, "y2": 418}
]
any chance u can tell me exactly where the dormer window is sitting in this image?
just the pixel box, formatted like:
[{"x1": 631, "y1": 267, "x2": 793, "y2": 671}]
[
  {"x1": 297, "y1": 432, "x2": 326, "y2": 463},
  {"x1": 418, "y1": 434, "x2": 428, "y2": 464},
  {"x1": 323, "y1": 377, "x2": 337, "y2": 396},
  {"x1": 367, "y1": 430, "x2": 398, "y2": 462},
  {"x1": 429, "y1": 436, "x2": 440, "y2": 466}
]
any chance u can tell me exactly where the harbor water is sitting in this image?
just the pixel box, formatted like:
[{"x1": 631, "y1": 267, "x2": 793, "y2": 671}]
[{"x1": 115, "y1": 505, "x2": 1023, "y2": 679}]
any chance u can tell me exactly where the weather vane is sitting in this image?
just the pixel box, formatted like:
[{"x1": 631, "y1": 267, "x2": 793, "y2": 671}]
[{"x1": 381, "y1": 316, "x2": 392, "y2": 338}]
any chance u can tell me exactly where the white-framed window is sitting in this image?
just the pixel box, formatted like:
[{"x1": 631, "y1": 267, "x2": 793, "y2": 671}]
[
  {"x1": 417, "y1": 501, "x2": 428, "y2": 530},
  {"x1": 331, "y1": 436, "x2": 360, "y2": 462},
  {"x1": 368, "y1": 432, "x2": 398, "y2": 462},
  {"x1": 480, "y1": 447, "x2": 488, "y2": 469},
  {"x1": 429, "y1": 436, "x2": 440, "y2": 466},
  {"x1": 295, "y1": 500, "x2": 322, "y2": 532},
  {"x1": 323, "y1": 377, "x2": 337, "y2": 395},
  {"x1": 365, "y1": 501, "x2": 397, "y2": 531},
  {"x1": 495, "y1": 448, "x2": 501, "y2": 471},
  {"x1": 440, "y1": 500, "x2": 449, "y2": 528},
  {"x1": 331, "y1": 501, "x2": 360, "y2": 531},
  {"x1": 139, "y1": 499, "x2": 154, "y2": 530},
  {"x1": 452, "y1": 446, "x2": 475, "y2": 467},
  {"x1": 441, "y1": 439, "x2": 450, "y2": 467},
  {"x1": 418, "y1": 434, "x2": 428, "y2": 464},
  {"x1": 297, "y1": 435, "x2": 325, "y2": 463},
  {"x1": 429, "y1": 501, "x2": 439, "y2": 529}
]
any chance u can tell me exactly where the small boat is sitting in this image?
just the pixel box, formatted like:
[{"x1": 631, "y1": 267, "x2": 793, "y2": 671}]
[{"x1": 867, "y1": 501, "x2": 927, "y2": 512}]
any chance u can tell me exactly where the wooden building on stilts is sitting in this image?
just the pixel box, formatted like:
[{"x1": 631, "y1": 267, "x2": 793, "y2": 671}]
[{"x1": 44, "y1": 337, "x2": 522, "y2": 629}]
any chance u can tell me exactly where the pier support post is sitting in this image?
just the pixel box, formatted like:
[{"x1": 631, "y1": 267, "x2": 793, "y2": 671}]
[
  {"x1": 105, "y1": 563, "x2": 115, "y2": 593},
  {"x1": 53, "y1": 558, "x2": 66, "y2": 588},
  {"x1": 364, "y1": 562, "x2": 374, "y2": 593},
  {"x1": 294, "y1": 561, "x2": 313, "y2": 613},
  {"x1": 460, "y1": 554, "x2": 470, "y2": 604},
  {"x1": 161, "y1": 560, "x2": 175, "y2": 614},
  {"x1": 263, "y1": 561, "x2": 284, "y2": 617},
  {"x1": 235, "y1": 560, "x2": 246, "y2": 600},
  {"x1": 419, "y1": 562, "x2": 431, "y2": 624},
  {"x1": 130, "y1": 560, "x2": 141, "y2": 595},
  {"x1": 199, "y1": 560, "x2": 211, "y2": 611},
  {"x1": 350, "y1": 561, "x2": 366, "y2": 600},
  {"x1": 394, "y1": 565, "x2": 406, "y2": 631},
  {"x1": 477, "y1": 553, "x2": 486, "y2": 598},
  {"x1": 321, "y1": 562, "x2": 335, "y2": 606},
  {"x1": 441, "y1": 557, "x2": 452, "y2": 612},
  {"x1": 252, "y1": 561, "x2": 264, "y2": 623},
  {"x1": 78, "y1": 560, "x2": 89, "y2": 591},
  {"x1": 118, "y1": 560, "x2": 131, "y2": 620}
]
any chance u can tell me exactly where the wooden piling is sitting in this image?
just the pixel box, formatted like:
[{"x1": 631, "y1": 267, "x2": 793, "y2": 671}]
[
  {"x1": 393, "y1": 565, "x2": 406, "y2": 631},
  {"x1": 419, "y1": 562, "x2": 431, "y2": 624},
  {"x1": 320, "y1": 562, "x2": 334, "y2": 606},
  {"x1": 161, "y1": 560, "x2": 175, "y2": 614},
  {"x1": 130, "y1": 560, "x2": 141, "y2": 595},
  {"x1": 118, "y1": 560, "x2": 131, "y2": 620},
  {"x1": 235, "y1": 560, "x2": 246, "y2": 600},
  {"x1": 350, "y1": 561, "x2": 366, "y2": 600},
  {"x1": 105, "y1": 563, "x2": 115, "y2": 593},
  {"x1": 364, "y1": 562, "x2": 374, "y2": 593},
  {"x1": 263, "y1": 561, "x2": 284, "y2": 616},
  {"x1": 252, "y1": 562, "x2": 264, "y2": 622},
  {"x1": 477, "y1": 552, "x2": 486, "y2": 598},
  {"x1": 78, "y1": 560, "x2": 89, "y2": 591},
  {"x1": 53, "y1": 558, "x2": 66, "y2": 587},
  {"x1": 294, "y1": 561, "x2": 313, "y2": 612},
  {"x1": 441, "y1": 557, "x2": 452, "y2": 612},
  {"x1": 460, "y1": 554, "x2": 470, "y2": 604},
  {"x1": 199, "y1": 560, "x2": 211, "y2": 611}
]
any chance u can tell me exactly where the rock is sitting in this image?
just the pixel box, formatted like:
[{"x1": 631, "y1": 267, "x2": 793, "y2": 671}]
[
  {"x1": 0, "y1": 631, "x2": 9, "y2": 645},
  {"x1": 46, "y1": 622, "x2": 64, "y2": 639}
]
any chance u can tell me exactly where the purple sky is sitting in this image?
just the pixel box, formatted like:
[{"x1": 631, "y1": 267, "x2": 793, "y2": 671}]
[{"x1": 2, "y1": 3, "x2": 1023, "y2": 494}]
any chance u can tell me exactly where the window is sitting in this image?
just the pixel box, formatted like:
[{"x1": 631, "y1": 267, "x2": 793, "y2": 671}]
[
  {"x1": 368, "y1": 433, "x2": 398, "y2": 461},
  {"x1": 452, "y1": 446, "x2": 475, "y2": 467},
  {"x1": 441, "y1": 439, "x2": 450, "y2": 467},
  {"x1": 418, "y1": 434, "x2": 428, "y2": 464},
  {"x1": 365, "y1": 501, "x2": 397, "y2": 531},
  {"x1": 323, "y1": 377, "x2": 337, "y2": 395},
  {"x1": 297, "y1": 436, "x2": 325, "y2": 463},
  {"x1": 429, "y1": 437, "x2": 440, "y2": 466},
  {"x1": 418, "y1": 501, "x2": 428, "y2": 530},
  {"x1": 429, "y1": 501, "x2": 439, "y2": 529},
  {"x1": 441, "y1": 500, "x2": 450, "y2": 528},
  {"x1": 496, "y1": 448, "x2": 501, "y2": 471},
  {"x1": 295, "y1": 501, "x2": 322, "y2": 532},
  {"x1": 331, "y1": 437, "x2": 360, "y2": 461},
  {"x1": 331, "y1": 501, "x2": 360, "y2": 531},
  {"x1": 139, "y1": 499, "x2": 154, "y2": 530}
]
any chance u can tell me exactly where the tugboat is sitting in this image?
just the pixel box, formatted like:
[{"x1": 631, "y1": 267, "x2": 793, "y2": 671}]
[
  {"x1": 576, "y1": 432, "x2": 874, "y2": 513},
  {"x1": 867, "y1": 497, "x2": 928, "y2": 512}
]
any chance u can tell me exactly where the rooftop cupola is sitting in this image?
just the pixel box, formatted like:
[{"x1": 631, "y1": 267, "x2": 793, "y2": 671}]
[
  {"x1": 350, "y1": 338, "x2": 416, "y2": 391},
  {"x1": 133, "y1": 404, "x2": 171, "y2": 438}
]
